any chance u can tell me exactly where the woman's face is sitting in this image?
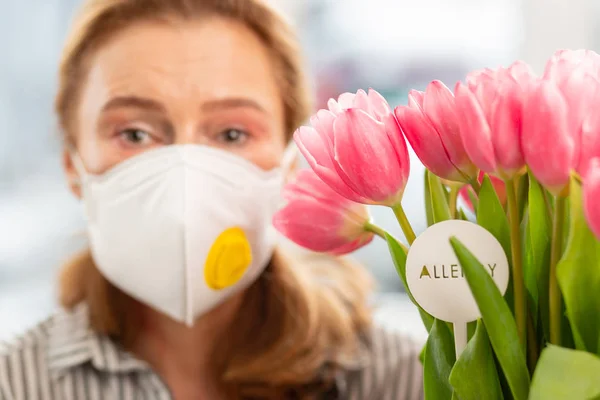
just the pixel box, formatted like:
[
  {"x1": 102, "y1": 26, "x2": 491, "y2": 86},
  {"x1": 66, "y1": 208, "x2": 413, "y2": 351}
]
[{"x1": 65, "y1": 17, "x2": 286, "y2": 191}]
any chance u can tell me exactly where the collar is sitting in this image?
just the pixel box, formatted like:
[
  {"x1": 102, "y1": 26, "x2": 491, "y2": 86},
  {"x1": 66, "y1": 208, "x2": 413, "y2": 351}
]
[
  {"x1": 47, "y1": 303, "x2": 150, "y2": 380},
  {"x1": 46, "y1": 303, "x2": 370, "y2": 392}
]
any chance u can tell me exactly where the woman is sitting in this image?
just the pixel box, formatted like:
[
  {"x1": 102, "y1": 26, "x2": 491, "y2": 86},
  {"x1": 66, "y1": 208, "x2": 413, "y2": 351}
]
[{"x1": 0, "y1": 0, "x2": 423, "y2": 399}]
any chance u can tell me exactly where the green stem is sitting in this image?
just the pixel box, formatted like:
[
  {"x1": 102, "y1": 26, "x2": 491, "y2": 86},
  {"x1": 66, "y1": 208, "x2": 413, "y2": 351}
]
[
  {"x1": 506, "y1": 178, "x2": 527, "y2": 351},
  {"x1": 549, "y1": 196, "x2": 566, "y2": 345},
  {"x1": 541, "y1": 187, "x2": 554, "y2": 217},
  {"x1": 364, "y1": 222, "x2": 386, "y2": 239},
  {"x1": 448, "y1": 185, "x2": 460, "y2": 219},
  {"x1": 392, "y1": 203, "x2": 417, "y2": 245},
  {"x1": 515, "y1": 174, "x2": 529, "y2": 221}
]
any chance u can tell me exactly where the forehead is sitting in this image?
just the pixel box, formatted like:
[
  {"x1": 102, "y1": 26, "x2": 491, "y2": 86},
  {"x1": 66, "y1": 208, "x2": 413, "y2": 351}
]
[{"x1": 82, "y1": 17, "x2": 281, "y2": 109}]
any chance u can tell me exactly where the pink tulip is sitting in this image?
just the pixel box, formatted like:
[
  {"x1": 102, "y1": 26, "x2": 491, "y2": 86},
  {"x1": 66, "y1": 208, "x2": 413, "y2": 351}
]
[
  {"x1": 521, "y1": 80, "x2": 576, "y2": 194},
  {"x1": 295, "y1": 89, "x2": 410, "y2": 206},
  {"x1": 548, "y1": 50, "x2": 600, "y2": 179},
  {"x1": 523, "y1": 50, "x2": 600, "y2": 194},
  {"x1": 454, "y1": 61, "x2": 537, "y2": 179},
  {"x1": 579, "y1": 97, "x2": 600, "y2": 178},
  {"x1": 584, "y1": 158, "x2": 600, "y2": 240},
  {"x1": 273, "y1": 169, "x2": 374, "y2": 255},
  {"x1": 394, "y1": 80, "x2": 477, "y2": 183},
  {"x1": 544, "y1": 49, "x2": 600, "y2": 89}
]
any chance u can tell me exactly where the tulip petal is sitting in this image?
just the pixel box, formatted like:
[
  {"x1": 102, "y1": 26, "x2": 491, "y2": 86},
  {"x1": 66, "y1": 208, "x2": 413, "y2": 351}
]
[
  {"x1": 369, "y1": 89, "x2": 411, "y2": 190},
  {"x1": 584, "y1": 159, "x2": 600, "y2": 240},
  {"x1": 508, "y1": 60, "x2": 535, "y2": 84},
  {"x1": 455, "y1": 83, "x2": 497, "y2": 173},
  {"x1": 283, "y1": 170, "x2": 366, "y2": 214},
  {"x1": 368, "y1": 88, "x2": 393, "y2": 118},
  {"x1": 544, "y1": 49, "x2": 597, "y2": 84},
  {"x1": 522, "y1": 81, "x2": 575, "y2": 193},
  {"x1": 353, "y1": 89, "x2": 371, "y2": 114},
  {"x1": 579, "y1": 99, "x2": 600, "y2": 178},
  {"x1": 477, "y1": 78, "x2": 501, "y2": 121},
  {"x1": 294, "y1": 126, "x2": 334, "y2": 170},
  {"x1": 384, "y1": 114, "x2": 410, "y2": 183},
  {"x1": 466, "y1": 70, "x2": 498, "y2": 114},
  {"x1": 283, "y1": 169, "x2": 335, "y2": 202},
  {"x1": 560, "y1": 71, "x2": 598, "y2": 142},
  {"x1": 490, "y1": 81, "x2": 526, "y2": 176},
  {"x1": 382, "y1": 113, "x2": 411, "y2": 186},
  {"x1": 327, "y1": 98, "x2": 342, "y2": 114},
  {"x1": 466, "y1": 68, "x2": 494, "y2": 89},
  {"x1": 408, "y1": 90, "x2": 425, "y2": 109},
  {"x1": 294, "y1": 127, "x2": 370, "y2": 204},
  {"x1": 423, "y1": 81, "x2": 470, "y2": 170},
  {"x1": 309, "y1": 109, "x2": 336, "y2": 145},
  {"x1": 329, "y1": 235, "x2": 375, "y2": 255},
  {"x1": 274, "y1": 169, "x2": 374, "y2": 254},
  {"x1": 395, "y1": 105, "x2": 463, "y2": 182},
  {"x1": 545, "y1": 50, "x2": 600, "y2": 93},
  {"x1": 333, "y1": 109, "x2": 406, "y2": 204},
  {"x1": 315, "y1": 165, "x2": 372, "y2": 204},
  {"x1": 337, "y1": 92, "x2": 356, "y2": 110},
  {"x1": 273, "y1": 198, "x2": 354, "y2": 252}
]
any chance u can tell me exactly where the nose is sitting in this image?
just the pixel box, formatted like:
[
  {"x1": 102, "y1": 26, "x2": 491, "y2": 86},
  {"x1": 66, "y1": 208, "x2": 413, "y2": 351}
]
[{"x1": 171, "y1": 123, "x2": 209, "y2": 146}]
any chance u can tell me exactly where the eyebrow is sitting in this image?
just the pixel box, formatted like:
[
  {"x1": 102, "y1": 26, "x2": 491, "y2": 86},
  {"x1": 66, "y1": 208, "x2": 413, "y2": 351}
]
[
  {"x1": 101, "y1": 96, "x2": 269, "y2": 115},
  {"x1": 201, "y1": 98, "x2": 269, "y2": 114},
  {"x1": 101, "y1": 96, "x2": 166, "y2": 113}
]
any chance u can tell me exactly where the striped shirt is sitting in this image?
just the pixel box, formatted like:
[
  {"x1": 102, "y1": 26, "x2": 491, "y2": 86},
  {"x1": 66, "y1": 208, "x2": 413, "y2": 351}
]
[{"x1": 0, "y1": 304, "x2": 424, "y2": 400}]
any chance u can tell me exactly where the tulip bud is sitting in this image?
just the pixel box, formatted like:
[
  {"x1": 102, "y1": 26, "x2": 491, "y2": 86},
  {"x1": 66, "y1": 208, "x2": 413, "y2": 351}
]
[
  {"x1": 522, "y1": 50, "x2": 600, "y2": 194},
  {"x1": 454, "y1": 61, "x2": 536, "y2": 179},
  {"x1": 522, "y1": 80, "x2": 576, "y2": 195},
  {"x1": 295, "y1": 89, "x2": 410, "y2": 206},
  {"x1": 395, "y1": 80, "x2": 477, "y2": 183},
  {"x1": 273, "y1": 169, "x2": 374, "y2": 254}
]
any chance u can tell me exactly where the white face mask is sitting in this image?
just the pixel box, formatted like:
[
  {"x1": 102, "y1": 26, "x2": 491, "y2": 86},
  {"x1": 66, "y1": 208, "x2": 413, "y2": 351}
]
[{"x1": 72, "y1": 144, "x2": 291, "y2": 326}]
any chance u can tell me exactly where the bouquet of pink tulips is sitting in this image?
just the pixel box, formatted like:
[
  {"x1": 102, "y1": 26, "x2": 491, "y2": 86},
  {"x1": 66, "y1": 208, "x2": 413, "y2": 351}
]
[{"x1": 274, "y1": 49, "x2": 600, "y2": 399}]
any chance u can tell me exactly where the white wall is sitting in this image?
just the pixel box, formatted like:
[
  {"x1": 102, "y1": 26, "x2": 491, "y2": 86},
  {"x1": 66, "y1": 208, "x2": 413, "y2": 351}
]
[{"x1": 520, "y1": 0, "x2": 594, "y2": 73}]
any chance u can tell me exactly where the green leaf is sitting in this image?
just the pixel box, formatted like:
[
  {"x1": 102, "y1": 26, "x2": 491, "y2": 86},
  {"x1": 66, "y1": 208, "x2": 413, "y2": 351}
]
[
  {"x1": 450, "y1": 237, "x2": 530, "y2": 400},
  {"x1": 523, "y1": 175, "x2": 551, "y2": 338},
  {"x1": 449, "y1": 321, "x2": 502, "y2": 400},
  {"x1": 424, "y1": 170, "x2": 435, "y2": 227},
  {"x1": 419, "y1": 343, "x2": 426, "y2": 364},
  {"x1": 561, "y1": 305, "x2": 575, "y2": 349},
  {"x1": 385, "y1": 232, "x2": 434, "y2": 332},
  {"x1": 477, "y1": 175, "x2": 513, "y2": 310},
  {"x1": 477, "y1": 175, "x2": 511, "y2": 259},
  {"x1": 424, "y1": 319, "x2": 455, "y2": 400},
  {"x1": 557, "y1": 177, "x2": 600, "y2": 353},
  {"x1": 467, "y1": 321, "x2": 477, "y2": 341},
  {"x1": 428, "y1": 172, "x2": 452, "y2": 223},
  {"x1": 529, "y1": 346, "x2": 600, "y2": 400}
]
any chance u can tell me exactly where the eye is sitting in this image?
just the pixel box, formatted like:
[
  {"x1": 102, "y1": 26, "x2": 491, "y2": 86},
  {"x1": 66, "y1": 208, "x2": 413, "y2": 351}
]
[
  {"x1": 218, "y1": 128, "x2": 249, "y2": 144},
  {"x1": 120, "y1": 129, "x2": 151, "y2": 144}
]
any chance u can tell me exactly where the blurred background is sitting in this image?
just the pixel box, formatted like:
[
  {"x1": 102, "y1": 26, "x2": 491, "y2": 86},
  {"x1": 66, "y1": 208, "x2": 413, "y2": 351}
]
[{"x1": 0, "y1": 0, "x2": 596, "y2": 340}]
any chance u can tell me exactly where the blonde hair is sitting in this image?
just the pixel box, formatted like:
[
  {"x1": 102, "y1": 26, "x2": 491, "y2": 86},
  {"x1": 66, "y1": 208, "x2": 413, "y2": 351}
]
[{"x1": 56, "y1": 0, "x2": 374, "y2": 398}]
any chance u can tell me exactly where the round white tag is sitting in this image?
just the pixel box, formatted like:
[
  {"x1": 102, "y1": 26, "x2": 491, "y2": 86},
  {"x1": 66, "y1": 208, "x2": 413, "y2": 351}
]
[{"x1": 405, "y1": 220, "x2": 509, "y2": 323}]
